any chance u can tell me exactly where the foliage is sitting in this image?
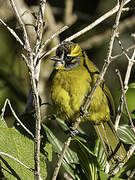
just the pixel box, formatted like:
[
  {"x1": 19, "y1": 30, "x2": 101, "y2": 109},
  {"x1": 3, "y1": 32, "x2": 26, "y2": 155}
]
[
  {"x1": 0, "y1": 0, "x2": 135, "y2": 179},
  {"x1": 43, "y1": 120, "x2": 135, "y2": 180},
  {"x1": 0, "y1": 119, "x2": 48, "y2": 180},
  {"x1": 118, "y1": 124, "x2": 135, "y2": 144}
]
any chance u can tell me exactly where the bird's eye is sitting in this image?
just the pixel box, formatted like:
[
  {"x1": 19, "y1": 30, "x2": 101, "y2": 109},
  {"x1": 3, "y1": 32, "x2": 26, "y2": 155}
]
[{"x1": 66, "y1": 54, "x2": 73, "y2": 62}]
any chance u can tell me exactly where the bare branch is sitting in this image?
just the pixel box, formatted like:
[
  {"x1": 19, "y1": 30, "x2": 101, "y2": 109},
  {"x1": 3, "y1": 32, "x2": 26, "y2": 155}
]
[
  {"x1": 115, "y1": 49, "x2": 135, "y2": 130},
  {"x1": 111, "y1": 44, "x2": 135, "y2": 60},
  {"x1": 116, "y1": 69, "x2": 135, "y2": 134},
  {"x1": 0, "y1": 18, "x2": 24, "y2": 48},
  {"x1": 42, "y1": 26, "x2": 68, "y2": 48},
  {"x1": 21, "y1": 53, "x2": 30, "y2": 67},
  {"x1": 9, "y1": 0, "x2": 31, "y2": 54},
  {"x1": 2, "y1": 1, "x2": 46, "y2": 180},
  {"x1": 29, "y1": 63, "x2": 42, "y2": 180},
  {"x1": 34, "y1": 0, "x2": 46, "y2": 61},
  {"x1": 39, "y1": 26, "x2": 69, "y2": 60},
  {"x1": 1, "y1": 99, "x2": 34, "y2": 138},
  {"x1": 0, "y1": 152, "x2": 34, "y2": 172},
  {"x1": 43, "y1": 0, "x2": 131, "y2": 58},
  {"x1": 80, "y1": 15, "x2": 135, "y2": 49},
  {"x1": 52, "y1": 136, "x2": 72, "y2": 180},
  {"x1": 128, "y1": 168, "x2": 135, "y2": 180}
]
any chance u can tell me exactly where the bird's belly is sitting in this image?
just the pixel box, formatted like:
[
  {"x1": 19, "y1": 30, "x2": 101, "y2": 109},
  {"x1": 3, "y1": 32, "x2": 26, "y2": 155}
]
[
  {"x1": 50, "y1": 70, "x2": 90, "y2": 122},
  {"x1": 50, "y1": 70, "x2": 110, "y2": 124}
]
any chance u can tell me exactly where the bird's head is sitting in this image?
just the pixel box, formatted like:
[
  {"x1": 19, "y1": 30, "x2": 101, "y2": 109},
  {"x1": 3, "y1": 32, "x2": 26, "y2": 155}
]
[{"x1": 51, "y1": 41, "x2": 83, "y2": 70}]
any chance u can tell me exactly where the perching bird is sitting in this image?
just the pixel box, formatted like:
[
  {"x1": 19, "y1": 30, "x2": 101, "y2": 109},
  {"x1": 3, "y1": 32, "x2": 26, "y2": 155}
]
[{"x1": 48, "y1": 41, "x2": 126, "y2": 169}]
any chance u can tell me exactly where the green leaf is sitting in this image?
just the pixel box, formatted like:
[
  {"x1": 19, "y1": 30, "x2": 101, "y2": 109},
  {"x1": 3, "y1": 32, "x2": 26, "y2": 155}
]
[
  {"x1": 42, "y1": 124, "x2": 80, "y2": 179},
  {"x1": 94, "y1": 138, "x2": 107, "y2": 170},
  {"x1": 117, "y1": 124, "x2": 135, "y2": 144},
  {"x1": 0, "y1": 120, "x2": 47, "y2": 180},
  {"x1": 74, "y1": 138, "x2": 98, "y2": 180},
  {"x1": 43, "y1": 142, "x2": 52, "y2": 162},
  {"x1": 72, "y1": 135, "x2": 87, "y2": 143},
  {"x1": 55, "y1": 117, "x2": 86, "y2": 134},
  {"x1": 124, "y1": 84, "x2": 135, "y2": 119},
  {"x1": 55, "y1": 117, "x2": 69, "y2": 132},
  {"x1": 43, "y1": 124, "x2": 79, "y2": 164}
]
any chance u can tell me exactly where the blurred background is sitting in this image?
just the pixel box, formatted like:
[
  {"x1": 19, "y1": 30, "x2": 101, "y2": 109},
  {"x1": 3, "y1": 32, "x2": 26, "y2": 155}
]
[{"x1": 0, "y1": 0, "x2": 135, "y2": 178}]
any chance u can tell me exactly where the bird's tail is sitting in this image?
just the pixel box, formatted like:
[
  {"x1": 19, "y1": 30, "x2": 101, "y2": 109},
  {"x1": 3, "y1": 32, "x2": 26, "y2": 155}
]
[{"x1": 94, "y1": 120, "x2": 127, "y2": 170}]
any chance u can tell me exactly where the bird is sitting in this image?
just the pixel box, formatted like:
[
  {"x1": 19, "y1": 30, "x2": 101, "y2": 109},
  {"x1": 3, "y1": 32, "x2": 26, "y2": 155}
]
[{"x1": 48, "y1": 41, "x2": 126, "y2": 170}]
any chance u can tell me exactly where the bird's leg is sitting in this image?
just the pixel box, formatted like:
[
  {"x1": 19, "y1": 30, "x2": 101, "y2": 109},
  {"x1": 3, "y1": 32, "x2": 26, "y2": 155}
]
[
  {"x1": 69, "y1": 124, "x2": 79, "y2": 136},
  {"x1": 65, "y1": 122, "x2": 79, "y2": 136},
  {"x1": 66, "y1": 107, "x2": 90, "y2": 136}
]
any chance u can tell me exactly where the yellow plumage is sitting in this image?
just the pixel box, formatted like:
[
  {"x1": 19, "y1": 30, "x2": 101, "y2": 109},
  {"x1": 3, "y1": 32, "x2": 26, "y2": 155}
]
[{"x1": 49, "y1": 41, "x2": 126, "y2": 169}]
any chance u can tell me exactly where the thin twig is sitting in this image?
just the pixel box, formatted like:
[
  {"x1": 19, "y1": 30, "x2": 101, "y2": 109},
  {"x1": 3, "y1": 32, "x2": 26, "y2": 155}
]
[
  {"x1": 80, "y1": 14, "x2": 135, "y2": 50},
  {"x1": 42, "y1": 0, "x2": 131, "y2": 59},
  {"x1": 1, "y1": 99, "x2": 34, "y2": 138},
  {"x1": 116, "y1": 69, "x2": 135, "y2": 134},
  {"x1": 52, "y1": 137, "x2": 72, "y2": 180},
  {"x1": 42, "y1": 26, "x2": 68, "y2": 48},
  {"x1": 107, "y1": 144, "x2": 135, "y2": 179},
  {"x1": 24, "y1": 26, "x2": 68, "y2": 114},
  {"x1": 0, "y1": 18, "x2": 24, "y2": 48},
  {"x1": 0, "y1": 152, "x2": 34, "y2": 172},
  {"x1": 52, "y1": 1, "x2": 127, "y2": 179},
  {"x1": 30, "y1": 72, "x2": 42, "y2": 180},
  {"x1": 128, "y1": 168, "x2": 135, "y2": 180},
  {"x1": 34, "y1": 0, "x2": 46, "y2": 67},
  {"x1": 21, "y1": 53, "x2": 32, "y2": 69},
  {"x1": 111, "y1": 44, "x2": 135, "y2": 60},
  {"x1": 115, "y1": 49, "x2": 135, "y2": 130},
  {"x1": 33, "y1": 2, "x2": 46, "y2": 178},
  {"x1": 38, "y1": 26, "x2": 68, "y2": 61},
  {"x1": 122, "y1": 7, "x2": 135, "y2": 12},
  {"x1": 52, "y1": 117, "x2": 83, "y2": 180},
  {"x1": 9, "y1": 0, "x2": 31, "y2": 55},
  {"x1": 5, "y1": 1, "x2": 47, "y2": 180}
]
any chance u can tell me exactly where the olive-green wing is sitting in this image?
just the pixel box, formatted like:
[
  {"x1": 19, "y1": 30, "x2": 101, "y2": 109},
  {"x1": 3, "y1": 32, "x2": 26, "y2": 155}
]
[
  {"x1": 83, "y1": 52, "x2": 127, "y2": 169},
  {"x1": 83, "y1": 51, "x2": 115, "y2": 116}
]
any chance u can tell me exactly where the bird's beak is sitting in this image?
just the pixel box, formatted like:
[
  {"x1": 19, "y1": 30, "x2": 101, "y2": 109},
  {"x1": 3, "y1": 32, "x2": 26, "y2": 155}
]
[
  {"x1": 50, "y1": 51, "x2": 65, "y2": 62},
  {"x1": 50, "y1": 56, "x2": 62, "y2": 61},
  {"x1": 51, "y1": 51, "x2": 65, "y2": 68}
]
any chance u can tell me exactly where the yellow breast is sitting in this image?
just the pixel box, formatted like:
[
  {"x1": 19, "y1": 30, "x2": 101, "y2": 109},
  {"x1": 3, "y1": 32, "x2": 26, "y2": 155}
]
[{"x1": 49, "y1": 62, "x2": 110, "y2": 124}]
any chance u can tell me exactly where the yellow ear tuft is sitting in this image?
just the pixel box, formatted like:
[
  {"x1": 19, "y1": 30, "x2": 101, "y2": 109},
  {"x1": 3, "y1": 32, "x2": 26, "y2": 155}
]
[{"x1": 70, "y1": 43, "x2": 82, "y2": 57}]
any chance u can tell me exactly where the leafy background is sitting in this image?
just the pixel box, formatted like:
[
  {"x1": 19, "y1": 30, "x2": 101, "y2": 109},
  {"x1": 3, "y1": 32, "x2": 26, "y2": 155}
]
[{"x1": 0, "y1": 0, "x2": 135, "y2": 179}]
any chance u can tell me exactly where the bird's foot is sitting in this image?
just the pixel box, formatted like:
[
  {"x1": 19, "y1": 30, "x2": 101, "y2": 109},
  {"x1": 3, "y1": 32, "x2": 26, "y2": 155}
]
[
  {"x1": 80, "y1": 107, "x2": 89, "y2": 117},
  {"x1": 69, "y1": 126, "x2": 79, "y2": 137}
]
